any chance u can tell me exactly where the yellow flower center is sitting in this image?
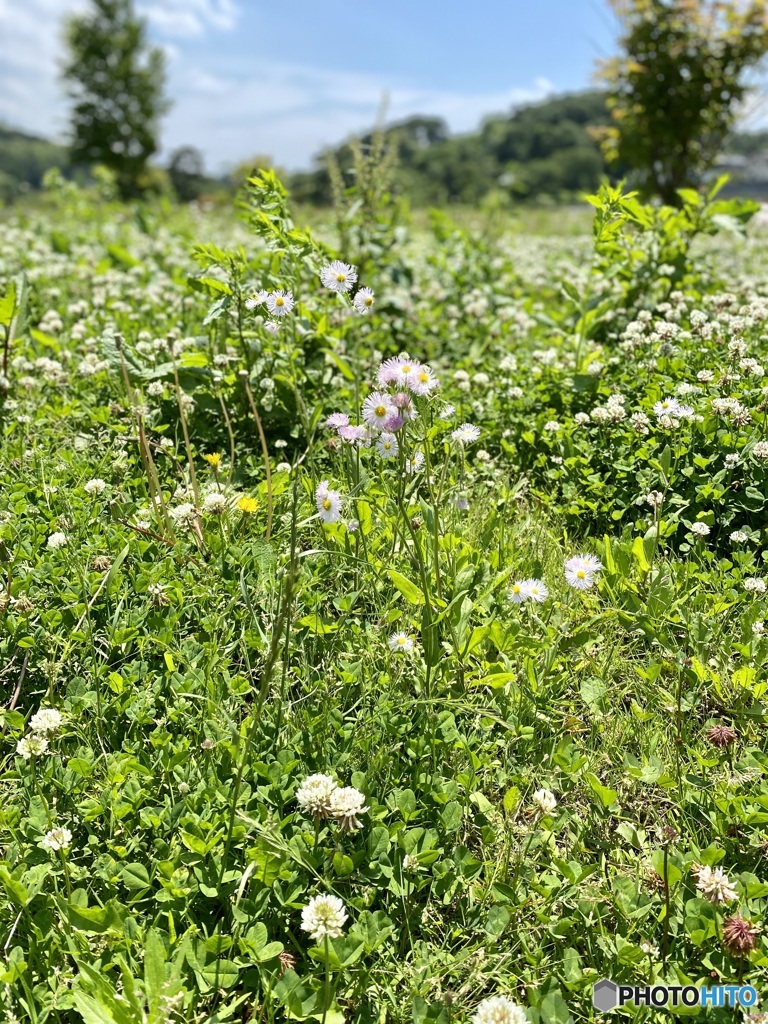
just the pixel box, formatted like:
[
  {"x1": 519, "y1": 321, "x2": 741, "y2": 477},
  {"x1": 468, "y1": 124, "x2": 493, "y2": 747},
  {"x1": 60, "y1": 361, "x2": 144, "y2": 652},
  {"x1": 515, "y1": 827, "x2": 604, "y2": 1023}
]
[
  {"x1": 364, "y1": 296, "x2": 373, "y2": 305},
  {"x1": 418, "y1": 371, "x2": 429, "y2": 382},
  {"x1": 401, "y1": 364, "x2": 412, "y2": 374},
  {"x1": 323, "y1": 499, "x2": 331, "y2": 510},
  {"x1": 336, "y1": 273, "x2": 346, "y2": 282},
  {"x1": 375, "y1": 405, "x2": 386, "y2": 417},
  {"x1": 576, "y1": 569, "x2": 586, "y2": 579},
  {"x1": 275, "y1": 297, "x2": 284, "y2": 306}
]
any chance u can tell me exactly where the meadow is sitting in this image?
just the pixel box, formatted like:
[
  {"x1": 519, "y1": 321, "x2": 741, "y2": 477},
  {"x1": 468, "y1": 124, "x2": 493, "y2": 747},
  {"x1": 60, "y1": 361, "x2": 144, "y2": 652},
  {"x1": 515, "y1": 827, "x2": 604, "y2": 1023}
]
[{"x1": 2, "y1": 168, "x2": 768, "y2": 1024}]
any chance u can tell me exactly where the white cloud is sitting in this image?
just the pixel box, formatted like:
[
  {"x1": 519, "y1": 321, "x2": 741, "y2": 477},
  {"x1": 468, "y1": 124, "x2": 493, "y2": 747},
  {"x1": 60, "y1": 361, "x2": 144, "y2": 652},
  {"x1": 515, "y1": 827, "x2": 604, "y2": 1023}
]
[
  {"x1": 163, "y1": 59, "x2": 555, "y2": 171},
  {"x1": 0, "y1": 0, "x2": 552, "y2": 171}
]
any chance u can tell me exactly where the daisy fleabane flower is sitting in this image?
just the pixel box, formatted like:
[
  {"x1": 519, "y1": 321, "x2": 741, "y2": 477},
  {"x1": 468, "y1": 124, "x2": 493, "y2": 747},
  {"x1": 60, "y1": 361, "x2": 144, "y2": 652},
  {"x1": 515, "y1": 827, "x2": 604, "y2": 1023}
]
[
  {"x1": 564, "y1": 554, "x2": 603, "y2": 591},
  {"x1": 320, "y1": 261, "x2": 358, "y2": 293},
  {"x1": 328, "y1": 787, "x2": 369, "y2": 831},
  {"x1": 245, "y1": 290, "x2": 269, "y2": 309},
  {"x1": 362, "y1": 392, "x2": 396, "y2": 430},
  {"x1": 452, "y1": 423, "x2": 481, "y2": 445},
  {"x1": 266, "y1": 290, "x2": 294, "y2": 316},
  {"x1": 472, "y1": 995, "x2": 529, "y2": 1024},
  {"x1": 389, "y1": 631, "x2": 415, "y2": 653},
  {"x1": 29, "y1": 708, "x2": 63, "y2": 735},
  {"x1": 42, "y1": 826, "x2": 72, "y2": 852},
  {"x1": 376, "y1": 433, "x2": 399, "y2": 459},
  {"x1": 326, "y1": 412, "x2": 350, "y2": 430},
  {"x1": 693, "y1": 864, "x2": 738, "y2": 904},
  {"x1": 296, "y1": 773, "x2": 337, "y2": 818},
  {"x1": 410, "y1": 365, "x2": 439, "y2": 396},
  {"x1": 301, "y1": 894, "x2": 348, "y2": 941},
  {"x1": 509, "y1": 580, "x2": 528, "y2": 604},
  {"x1": 315, "y1": 481, "x2": 342, "y2": 524},
  {"x1": 377, "y1": 355, "x2": 422, "y2": 389},
  {"x1": 353, "y1": 287, "x2": 375, "y2": 314},
  {"x1": 405, "y1": 451, "x2": 425, "y2": 474},
  {"x1": 522, "y1": 579, "x2": 548, "y2": 603}
]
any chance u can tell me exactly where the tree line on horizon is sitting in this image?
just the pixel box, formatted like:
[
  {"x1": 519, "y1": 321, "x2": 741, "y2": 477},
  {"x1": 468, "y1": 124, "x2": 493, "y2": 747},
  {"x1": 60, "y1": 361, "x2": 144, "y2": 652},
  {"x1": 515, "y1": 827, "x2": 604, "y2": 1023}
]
[{"x1": 3, "y1": 0, "x2": 768, "y2": 208}]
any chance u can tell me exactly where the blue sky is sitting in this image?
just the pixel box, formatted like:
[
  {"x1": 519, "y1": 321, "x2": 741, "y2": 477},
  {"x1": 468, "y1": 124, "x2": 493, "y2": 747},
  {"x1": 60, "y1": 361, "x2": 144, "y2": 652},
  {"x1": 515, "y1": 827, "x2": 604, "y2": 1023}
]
[{"x1": 0, "y1": 0, "x2": 618, "y2": 171}]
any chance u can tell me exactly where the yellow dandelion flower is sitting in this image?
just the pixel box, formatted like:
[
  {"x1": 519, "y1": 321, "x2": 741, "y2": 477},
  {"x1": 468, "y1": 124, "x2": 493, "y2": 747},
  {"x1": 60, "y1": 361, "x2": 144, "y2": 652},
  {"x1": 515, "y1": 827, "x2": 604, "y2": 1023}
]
[
  {"x1": 203, "y1": 453, "x2": 222, "y2": 468},
  {"x1": 237, "y1": 497, "x2": 259, "y2": 514}
]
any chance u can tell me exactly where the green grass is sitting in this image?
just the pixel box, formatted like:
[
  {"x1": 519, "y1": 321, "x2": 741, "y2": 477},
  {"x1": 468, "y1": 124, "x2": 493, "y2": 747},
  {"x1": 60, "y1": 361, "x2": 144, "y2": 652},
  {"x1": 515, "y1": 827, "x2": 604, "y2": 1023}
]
[{"x1": 1, "y1": 174, "x2": 768, "y2": 1024}]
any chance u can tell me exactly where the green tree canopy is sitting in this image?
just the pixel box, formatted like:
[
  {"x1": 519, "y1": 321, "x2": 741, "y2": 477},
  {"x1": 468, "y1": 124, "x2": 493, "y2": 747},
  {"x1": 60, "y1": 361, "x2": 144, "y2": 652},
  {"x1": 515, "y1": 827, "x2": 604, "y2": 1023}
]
[
  {"x1": 598, "y1": 0, "x2": 768, "y2": 203},
  {"x1": 62, "y1": 0, "x2": 169, "y2": 198}
]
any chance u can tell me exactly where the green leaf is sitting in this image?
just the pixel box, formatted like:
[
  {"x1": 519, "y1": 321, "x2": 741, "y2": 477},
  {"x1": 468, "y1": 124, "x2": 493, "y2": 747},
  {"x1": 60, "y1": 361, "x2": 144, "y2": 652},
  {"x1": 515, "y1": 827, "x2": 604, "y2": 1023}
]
[
  {"x1": 584, "y1": 773, "x2": 619, "y2": 810},
  {"x1": 388, "y1": 569, "x2": 424, "y2": 605}
]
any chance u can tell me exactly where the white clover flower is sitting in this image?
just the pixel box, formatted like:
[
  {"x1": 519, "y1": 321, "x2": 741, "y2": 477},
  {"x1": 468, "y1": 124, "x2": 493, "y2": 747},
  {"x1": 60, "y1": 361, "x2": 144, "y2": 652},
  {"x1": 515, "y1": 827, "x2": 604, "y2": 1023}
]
[
  {"x1": 301, "y1": 894, "x2": 348, "y2": 941},
  {"x1": 753, "y1": 441, "x2": 768, "y2": 460},
  {"x1": 17, "y1": 735, "x2": 49, "y2": 759},
  {"x1": 574, "y1": 412, "x2": 590, "y2": 426},
  {"x1": 753, "y1": 620, "x2": 765, "y2": 636},
  {"x1": 451, "y1": 423, "x2": 481, "y2": 445},
  {"x1": 362, "y1": 392, "x2": 396, "y2": 431},
  {"x1": 29, "y1": 708, "x2": 63, "y2": 735},
  {"x1": 47, "y1": 532, "x2": 68, "y2": 550},
  {"x1": 388, "y1": 631, "x2": 415, "y2": 653},
  {"x1": 353, "y1": 287, "x2": 375, "y2": 313},
  {"x1": 84, "y1": 478, "x2": 106, "y2": 495},
  {"x1": 320, "y1": 261, "x2": 358, "y2": 293},
  {"x1": 691, "y1": 522, "x2": 711, "y2": 537},
  {"x1": 403, "y1": 853, "x2": 420, "y2": 872},
  {"x1": 730, "y1": 530, "x2": 748, "y2": 543},
  {"x1": 697, "y1": 369, "x2": 715, "y2": 382},
  {"x1": 170, "y1": 503, "x2": 196, "y2": 526},
  {"x1": 744, "y1": 578, "x2": 767, "y2": 594},
  {"x1": 41, "y1": 826, "x2": 72, "y2": 852},
  {"x1": 693, "y1": 864, "x2": 738, "y2": 903},
  {"x1": 316, "y1": 481, "x2": 343, "y2": 524},
  {"x1": 296, "y1": 774, "x2": 337, "y2": 818},
  {"x1": 202, "y1": 492, "x2": 228, "y2": 516},
  {"x1": 329, "y1": 786, "x2": 369, "y2": 831},
  {"x1": 266, "y1": 290, "x2": 294, "y2": 316},
  {"x1": 532, "y1": 788, "x2": 557, "y2": 814},
  {"x1": 472, "y1": 995, "x2": 528, "y2": 1024},
  {"x1": 147, "y1": 380, "x2": 165, "y2": 397},
  {"x1": 376, "y1": 433, "x2": 399, "y2": 459},
  {"x1": 543, "y1": 420, "x2": 560, "y2": 432},
  {"x1": 725, "y1": 453, "x2": 740, "y2": 468}
]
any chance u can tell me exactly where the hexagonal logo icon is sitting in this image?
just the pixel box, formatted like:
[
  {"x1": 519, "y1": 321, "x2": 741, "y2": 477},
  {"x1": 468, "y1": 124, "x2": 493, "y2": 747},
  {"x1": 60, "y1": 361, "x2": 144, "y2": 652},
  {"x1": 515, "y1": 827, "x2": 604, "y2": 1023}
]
[{"x1": 593, "y1": 978, "x2": 619, "y2": 1012}]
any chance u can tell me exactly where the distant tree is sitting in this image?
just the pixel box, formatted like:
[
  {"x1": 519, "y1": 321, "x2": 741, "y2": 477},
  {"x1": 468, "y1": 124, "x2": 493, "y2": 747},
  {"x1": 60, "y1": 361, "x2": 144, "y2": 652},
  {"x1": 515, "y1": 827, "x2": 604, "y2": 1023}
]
[
  {"x1": 598, "y1": 0, "x2": 768, "y2": 204},
  {"x1": 168, "y1": 146, "x2": 207, "y2": 202},
  {"x1": 62, "y1": 0, "x2": 169, "y2": 198}
]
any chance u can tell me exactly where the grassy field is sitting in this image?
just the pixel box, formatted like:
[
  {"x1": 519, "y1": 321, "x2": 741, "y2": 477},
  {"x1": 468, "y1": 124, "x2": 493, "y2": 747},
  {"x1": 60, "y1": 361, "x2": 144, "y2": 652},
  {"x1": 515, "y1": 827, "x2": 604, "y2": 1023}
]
[{"x1": 2, "y1": 172, "x2": 768, "y2": 1024}]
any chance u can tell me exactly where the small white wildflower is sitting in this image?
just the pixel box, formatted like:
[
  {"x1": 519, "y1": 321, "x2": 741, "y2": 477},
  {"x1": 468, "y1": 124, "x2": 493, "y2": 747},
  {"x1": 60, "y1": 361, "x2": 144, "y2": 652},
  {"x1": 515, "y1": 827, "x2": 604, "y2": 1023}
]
[
  {"x1": 472, "y1": 995, "x2": 528, "y2": 1024},
  {"x1": 301, "y1": 894, "x2": 348, "y2": 941},
  {"x1": 84, "y1": 478, "x2": 106, "y2": 495},
  {"x1": 353, "y1": 287, "x2": 375, "y2": 313},
  {"x1": 451, "y1": 423, "x2": 481, "y2": 445},
  {"x1": 328, "y1": 786, "x2": 369, "y2": 831},
  {"x1": 47, "y1": 532, "x2": 67, "y2": 550},
  {"x1": 691, "y1": 522, "x2": 711, "y2": 537},
  {"x1": 266, "y1": 290, "x2": 294, "y2": 316},
  {"x1": 201, "y1": 492, "x2": 228, "y2": 516},
  {"x1": 744, "y1": 578, "x2": 767, "y2": 594},
  {"x1": 320, "y1": 261, "x2": 358, "y2": 293},
  {"x1": 693, "y1": 864, "x2": 738, "y2": 903},
  {"x1": 41, "y1": 826, "x2": 72, "y2": 852},
  {"x1": 17, "y1": 735, "x2": 49, "y2": 759},
  {"x1": 296, "y1": 774, "x2": 337, "y2": 818},
  {"x1": 730, "y1": 530, "x2": 748, "y2": 543},
  {"x1": 28, "y1": 708, "x2": 63, "y2": 735},
  {"x1": 388, "y1": 631, "x2": 415, "y2": 653},
  {"x1": 315, "y1": 481, "x2": 343, "y2": 524},
  {"x1": 532, "y1": 788, "x2": 557, "y2": 814}
]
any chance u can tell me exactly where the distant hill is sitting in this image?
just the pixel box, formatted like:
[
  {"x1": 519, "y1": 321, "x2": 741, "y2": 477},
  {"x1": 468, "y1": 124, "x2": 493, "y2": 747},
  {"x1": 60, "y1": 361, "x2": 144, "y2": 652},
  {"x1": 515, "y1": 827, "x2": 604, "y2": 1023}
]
[
  {"x1": 0, "y1": 125, "x2": 71, "y2": 199},
  {"x1": 289, "y1": 91, "x2": 615, "y2": 206}
]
